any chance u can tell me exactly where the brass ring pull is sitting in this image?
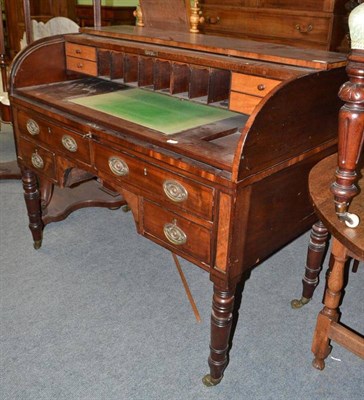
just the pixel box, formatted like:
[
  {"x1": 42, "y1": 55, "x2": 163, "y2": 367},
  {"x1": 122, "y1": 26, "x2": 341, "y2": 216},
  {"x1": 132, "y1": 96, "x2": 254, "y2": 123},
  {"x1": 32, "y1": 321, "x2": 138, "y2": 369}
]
[
  {"x1": 163, "y1": 180, "x2": 188, "y2": 202},
  {"x1": 26, "y1": 119, "x2": 40, "y2": 136},
  {"x1": 61, "y1": 135, "x2": 78, "y2": 152},
  {"x1": 207, "y1": 16, "x2": 220, "y2": 24},
  {"x1": 31, "y1": 151, "x2": 44, "y2": 169},
  {"x1": 163, "y1": 220, "x2": 187, "y2": 245},
  {"x1": 108, "y1": 156, "x2": 129, "y2": 176},
  {"x1": 295, "y1": 24, "x2": 313, "y2": 33}
]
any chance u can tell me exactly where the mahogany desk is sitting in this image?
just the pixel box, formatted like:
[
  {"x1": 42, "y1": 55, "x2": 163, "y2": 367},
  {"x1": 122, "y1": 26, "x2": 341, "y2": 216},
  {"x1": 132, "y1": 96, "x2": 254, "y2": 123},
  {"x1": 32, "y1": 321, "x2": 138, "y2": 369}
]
[{"x1": 9, "y1": 26, "x2": 347, "y2": 385}]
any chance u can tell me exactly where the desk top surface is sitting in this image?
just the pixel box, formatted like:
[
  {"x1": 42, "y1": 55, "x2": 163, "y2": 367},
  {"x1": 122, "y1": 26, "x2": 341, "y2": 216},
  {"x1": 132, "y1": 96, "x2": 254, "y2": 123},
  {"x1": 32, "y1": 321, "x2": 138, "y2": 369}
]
[{"x1": 81, "y1": 25, "x2": 347, "y2": 70}]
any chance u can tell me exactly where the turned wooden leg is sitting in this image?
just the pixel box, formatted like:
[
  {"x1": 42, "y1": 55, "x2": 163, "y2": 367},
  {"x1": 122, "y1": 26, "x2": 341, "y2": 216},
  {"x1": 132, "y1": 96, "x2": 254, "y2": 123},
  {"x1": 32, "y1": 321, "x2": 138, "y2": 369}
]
[
  {"x1": 291, "y1": 221, "x2": 329, "y2": 309},
  {"x1": 311, "y1": 238, "x2": 348, "y2": 370},
  {"x1": 22, "y1": 169, "x2": 43, "y2": 249},
  {"x1": 203, "y1": 284, "x2": 235, "y2": 387}
]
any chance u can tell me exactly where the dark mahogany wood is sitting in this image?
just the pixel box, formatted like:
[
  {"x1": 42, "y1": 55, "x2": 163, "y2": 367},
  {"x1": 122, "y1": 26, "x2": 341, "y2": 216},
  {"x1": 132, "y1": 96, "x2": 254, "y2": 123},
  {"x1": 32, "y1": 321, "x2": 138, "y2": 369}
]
[
  {"x1": 21, "y1": 168, "x2": 43, "y2": 249},
  {"x1": 291, "y1": 220, "x2": 329, "y2": 309},
  {"x1": 331, "y1": 49, "x2": 364, "y2": 224},
  {"x1": 9, "y1": 25, "x2": 348, "y2": 385}
]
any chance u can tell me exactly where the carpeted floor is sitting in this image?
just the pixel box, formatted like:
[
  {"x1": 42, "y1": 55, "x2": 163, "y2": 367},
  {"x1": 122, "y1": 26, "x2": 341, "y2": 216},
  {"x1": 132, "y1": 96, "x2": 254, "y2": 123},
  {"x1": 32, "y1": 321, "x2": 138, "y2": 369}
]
[{"x1": 1, "y1": 125, "x2": 363, "y2": 400}]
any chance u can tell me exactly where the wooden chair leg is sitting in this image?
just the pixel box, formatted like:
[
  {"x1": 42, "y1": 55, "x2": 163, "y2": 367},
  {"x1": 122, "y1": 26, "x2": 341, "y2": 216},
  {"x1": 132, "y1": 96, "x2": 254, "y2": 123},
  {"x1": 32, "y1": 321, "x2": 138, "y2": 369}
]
[{"x1": 311, "y1": 238, "x2": 348, "y2": 370}]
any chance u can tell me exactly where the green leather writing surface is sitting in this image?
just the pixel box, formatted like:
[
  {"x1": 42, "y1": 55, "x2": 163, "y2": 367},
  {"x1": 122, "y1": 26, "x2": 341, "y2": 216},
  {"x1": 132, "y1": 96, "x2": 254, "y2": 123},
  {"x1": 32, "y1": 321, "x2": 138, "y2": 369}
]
[{"x1": 70, "y1": 88, "x2": 238, "y2": 135}]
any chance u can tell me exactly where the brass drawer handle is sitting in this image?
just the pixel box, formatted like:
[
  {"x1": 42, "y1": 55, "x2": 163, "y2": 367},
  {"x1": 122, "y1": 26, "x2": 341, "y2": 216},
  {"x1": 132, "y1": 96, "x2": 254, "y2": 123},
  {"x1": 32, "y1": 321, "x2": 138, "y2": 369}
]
[
  {"x1": 163, "y1": 180, "x2": 188, "y2": 202},
  {"x1": 295, "y1": 24, "x2": 313, "y2": 33},
  {"x1": 26, "y1": 119, "x2": 39, "y2": 135},
  {"x1": 163, "y1": 219, "x2": 187, "y2": 245},
  {"x1": 61, "y1": 135, "x2": 78, "y2": 152},
  {"x1": 108, "y1": 156, "x2": 129, "y2": 176},
  {"x1": 257, "y1": 84, "x2": 266, "y2": 91},
  {"x1": 31, "y1": 151, "x2": 44, "y2": 169},
  {"x1": 77, "y1": 62, "x2": 83, "y2": 69},
  {"x1": 75, "y1": 49, "x2": 82, "y2": 54},
  {"x1": 207, "y1": 16, "x2": 220, "y2": 24}
]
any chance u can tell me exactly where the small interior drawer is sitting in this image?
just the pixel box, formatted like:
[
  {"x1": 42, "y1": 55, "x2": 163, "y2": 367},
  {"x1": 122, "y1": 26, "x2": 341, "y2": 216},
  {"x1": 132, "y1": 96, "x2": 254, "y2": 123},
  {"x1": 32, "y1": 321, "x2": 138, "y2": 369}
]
[
  {"x1": 66, "y1": 56, "x2": 98, "y2": 76},
  {"x1": 229, "y1": 91, "x2": 261, "y2": 115},
  {"x1": 231, "y1": 73, "x2": 281, "y2": 97},
  {"x1": 65, "y1": 42, "x2": 97, "y2": 61}
]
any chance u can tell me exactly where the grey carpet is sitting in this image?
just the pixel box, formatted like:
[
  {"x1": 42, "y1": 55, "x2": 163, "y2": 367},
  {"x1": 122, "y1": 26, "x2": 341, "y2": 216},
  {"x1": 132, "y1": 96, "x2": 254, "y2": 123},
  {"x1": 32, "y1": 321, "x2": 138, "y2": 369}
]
[{"x1": 1, "y1": 124, "x2": 363, "y2": 400}]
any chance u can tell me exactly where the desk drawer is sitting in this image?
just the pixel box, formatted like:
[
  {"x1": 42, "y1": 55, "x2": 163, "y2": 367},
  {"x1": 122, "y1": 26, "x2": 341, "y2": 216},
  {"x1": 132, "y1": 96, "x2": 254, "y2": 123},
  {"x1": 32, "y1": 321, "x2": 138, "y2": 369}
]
[
  {"x1": 65, "y1": 42, "x2": 97, "y2": 61},
  {"x1": 231, "y1": 73, "x2": 281, "y2": 97},
  {"x1": 17, "y1": 137, "x2": 56, "y2": 180},
  {"x1": 17, "y1": 109, "x2": 51, "y2": 145},
  {"x1": 229, "y1": 91, "x2": 261, "y2": 115},
  {"x1": 142, "y1": 200, "x2": 211, "y2": 265},
  {"x1": 17, "y1": 110, "x2": 91, "y2": 164},
  {"x1": 94, "y1": 142, "x2": 214, "y2": 220},
  {"x1": 66, "y1": 56, "x2": 98, "y2": 76}
]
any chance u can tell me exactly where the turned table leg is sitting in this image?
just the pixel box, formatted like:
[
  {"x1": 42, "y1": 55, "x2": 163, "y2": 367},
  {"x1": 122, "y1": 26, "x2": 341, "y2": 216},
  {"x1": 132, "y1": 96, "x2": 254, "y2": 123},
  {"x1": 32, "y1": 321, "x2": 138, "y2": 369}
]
[
  {"x1": 311, "y1": 238, "x2": 348, "y2": 370},
  {"x1": 291, "y1": 221, "x2": 329, "y2": 308},
  {"x1": 21, "y1": 169, "x2": 43, "y2": 249},
  {"x1": 203, "y1": 284, "x2": 235, "y2": 386}
]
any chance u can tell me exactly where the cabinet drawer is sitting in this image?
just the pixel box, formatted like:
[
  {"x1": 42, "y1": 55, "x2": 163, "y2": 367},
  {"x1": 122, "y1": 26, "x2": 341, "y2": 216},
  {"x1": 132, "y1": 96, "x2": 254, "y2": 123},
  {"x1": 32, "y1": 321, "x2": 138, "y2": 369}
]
[
  {"x1": 231, "y1": 73, "x2": 281, "y2": 97},
  {"x1": 65, "y1": 42, "x2": 97, "y2": 61},
  {"x1": 94, "y1": 142, "x2": 214, "y2": 220},
  {"x1": 143, "y1": 200, "x2": 211, "y2": 265},
  {"x1": 66, "y1": 56, "x2": 98, "y2": 76},
  {"x1": 17, "y1": 110, "x2": 91, "y2": 164},
  {"x1": 203, "y1": 8, "x2": 331, "y2": 45},
  {"x1": 229, "y1": 91, "x2": 261, "y2": 115},
  {"x1": 17, "y1": 138, "x2": 56, "y2": 180},
  {"x1": 258, "y1": 0, "x2": 332, "y2": 12}
]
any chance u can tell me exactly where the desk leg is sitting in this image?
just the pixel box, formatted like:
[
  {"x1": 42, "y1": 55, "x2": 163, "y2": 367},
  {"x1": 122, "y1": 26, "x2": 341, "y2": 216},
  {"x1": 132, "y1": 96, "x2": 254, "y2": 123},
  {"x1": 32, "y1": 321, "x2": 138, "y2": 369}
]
[
  {"x1": 203, "y1": 284, "x2": 235, "y2": 386},
  {"x1": 22, "y1": 169, "x2": 43, "y2": 249},
  {"x1": 291, "y1": 221, "x2": 329, "y2": 308},
  {"x1": 311, "y1": 238, "x2": 347, "y2": 370}
]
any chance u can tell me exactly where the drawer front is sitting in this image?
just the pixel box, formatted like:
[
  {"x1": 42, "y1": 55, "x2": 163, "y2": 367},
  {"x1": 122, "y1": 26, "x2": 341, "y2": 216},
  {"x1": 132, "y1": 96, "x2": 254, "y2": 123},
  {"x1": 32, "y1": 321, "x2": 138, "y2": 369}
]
[
  {"x1": 17, "y1": 138, "x2": 56, "y2": 180},
  {"x1": 17, "y1": 109, "x2": 52, "y2": 144},
  {"x1": 66, "y1": 56, "x2": 98, "y2": 76},
  {"x1": 143, "y1": 200, "x2": 211, "y2": 264},
  {"x1": 203, "y1": 8, "x2": 331, "y2": 45},
  {"x1": 65, "y1": 42, "x2": 97, "y2": 61},
  {"x1": 229, "y1": 91, "x2": 261, "y2": 115},
  {"x1": 94, "y1": 142, "x2": 214, "y2": 220},
  {"x1": 231, "y1": 73, "x2": 281, "y2": 97},
  {"x1": 17, "y1": 110, "x2": 91, "y2": 164},
  {"x1": 258, "y1": 0, "x2": 333, "y2": 12}
]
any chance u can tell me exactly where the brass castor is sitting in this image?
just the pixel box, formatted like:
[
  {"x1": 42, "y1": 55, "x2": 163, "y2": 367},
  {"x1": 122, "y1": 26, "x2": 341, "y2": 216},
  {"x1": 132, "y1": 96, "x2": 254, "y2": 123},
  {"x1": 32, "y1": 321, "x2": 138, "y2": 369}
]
[
  {"x1": 121, "y1": 205, "x2": 131, "y2": 212},
  {"x1": 202, "y1": 374, "x2": 223, "y2": 387},
  {"x1": 290, "y1": 296, "x2": 310, "y2": 309},
  {"x1": 33, "y1": 239, "x2": 42, "y2": 250}
]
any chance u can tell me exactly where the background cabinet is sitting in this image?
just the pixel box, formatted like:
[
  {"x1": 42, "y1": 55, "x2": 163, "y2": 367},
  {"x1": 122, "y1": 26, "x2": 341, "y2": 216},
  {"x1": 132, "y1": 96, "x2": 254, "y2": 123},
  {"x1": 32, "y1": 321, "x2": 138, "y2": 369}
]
[{"x1": 199, "y1": 0, "x2": 352, "y2": 51}]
